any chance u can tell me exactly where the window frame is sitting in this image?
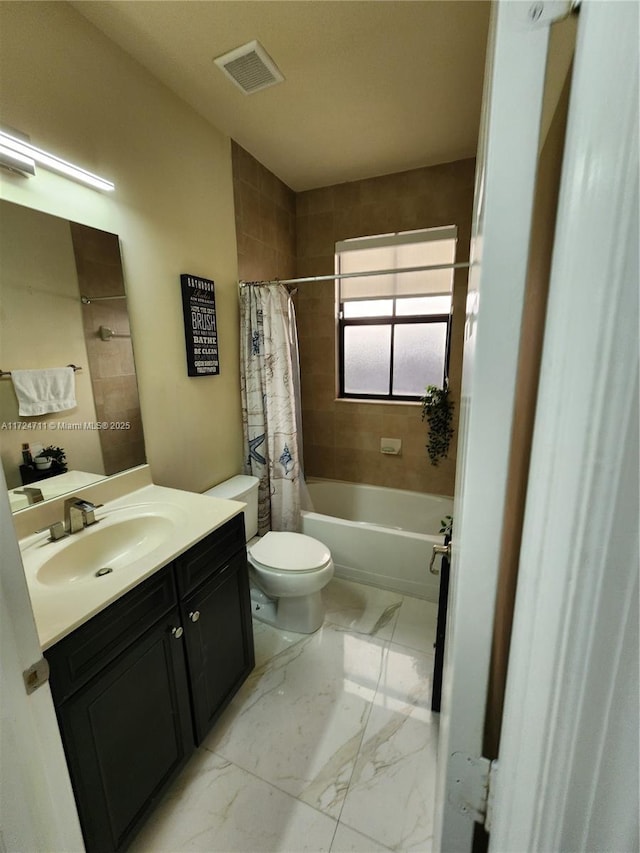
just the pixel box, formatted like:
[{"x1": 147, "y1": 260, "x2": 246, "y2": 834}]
[
  {"x1": 336, "y1": 227, "x2": 456, "y2": 403},
  {"x1": 337, "y1": 299, "x2": 452, "y2": 401}
]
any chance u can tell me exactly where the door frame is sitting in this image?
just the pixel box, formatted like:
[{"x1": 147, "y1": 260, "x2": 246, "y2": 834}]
[
  {"x1": 435, "y1": 0, "x2": 638, "y2": 849},
  {"x1": 490, "y1": 2, "x2": 639, "y2": 849},
  {"x1": 434, "y1": 2, "x2": 554, "y2": 848}
]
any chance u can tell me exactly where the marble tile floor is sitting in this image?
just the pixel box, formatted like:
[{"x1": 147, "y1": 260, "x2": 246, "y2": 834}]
[{"x1": 130, "y1": 578, "x2": 440, "y2": 853}]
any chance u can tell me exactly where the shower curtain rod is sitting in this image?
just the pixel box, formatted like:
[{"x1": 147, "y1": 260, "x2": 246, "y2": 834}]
[{"x1": 239, "y1": 261, "x2": 471, "y2": 288}]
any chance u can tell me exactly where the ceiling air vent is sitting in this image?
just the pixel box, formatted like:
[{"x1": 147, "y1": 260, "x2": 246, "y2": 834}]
[{"x1": 214, "y1": 40, "x2": 284, "y2": 95}]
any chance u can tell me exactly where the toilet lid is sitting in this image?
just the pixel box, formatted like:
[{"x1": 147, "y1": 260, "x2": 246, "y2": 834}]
[{"x1": 249, "y1": 531, "x2": 331, "y2": 572}]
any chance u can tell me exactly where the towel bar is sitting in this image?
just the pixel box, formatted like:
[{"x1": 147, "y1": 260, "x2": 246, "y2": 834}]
[{"x1": 0, "y1": 364, "x2": 82, "y2": 378}]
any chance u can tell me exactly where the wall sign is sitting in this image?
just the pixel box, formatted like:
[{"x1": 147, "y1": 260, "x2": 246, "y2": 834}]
[{"x1": 180, "y1": 274, "x2": 219, "y2": 376}]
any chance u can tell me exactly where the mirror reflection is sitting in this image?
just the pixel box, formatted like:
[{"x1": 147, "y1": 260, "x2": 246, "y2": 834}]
[{"x1": 0, "y1": 200, "x2": 146, "y2": 511}]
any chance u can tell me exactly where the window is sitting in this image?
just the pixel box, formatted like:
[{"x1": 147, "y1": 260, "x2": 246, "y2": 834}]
[{"x1": 337, "y1": 227, "x2": 457, "y2": 401}]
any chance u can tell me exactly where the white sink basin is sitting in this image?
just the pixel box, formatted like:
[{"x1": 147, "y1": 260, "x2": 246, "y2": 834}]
[
  {"x1": 20, "y1": 502, "x2": 188, "y2": 589},
  {"x1": 18, "y1": 482, "x2": 245, "y2": 650},
  {"x1": 35, "y1": 515, "x2": 176, "y2": 586}
]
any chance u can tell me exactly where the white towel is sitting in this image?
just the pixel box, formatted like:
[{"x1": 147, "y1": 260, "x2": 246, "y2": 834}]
[{"x1": 11, "y1": 367, "x2": 77, "y2": 416}]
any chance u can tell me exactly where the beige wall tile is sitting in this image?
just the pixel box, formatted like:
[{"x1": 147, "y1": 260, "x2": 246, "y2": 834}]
[
  {"x1": 308, "y1": 315, "x2": 336, "y2": 341},
  {"x1": 240, "y1": 145, "x2": 260, "y2": 190},
  {"x1": 305, "y1": 443, "x2": 336, "y2": 478},
  {"x1": 231, "y1": 141, "x2": 296, "y2": 286},
  {"x1": 380, "y1": 411, "x2": 412, "y2": 437},
  {"x1": 335, "y1": 405, "x2": 384, "y2": 433},
  {"x1": 334, "y1": 426, "x2": 380, "y2": 453},
  {"x1": 332, "y1": 181, "x2": 363, "y2": 210},
  {"x1": 70, "y1": 225, "x2": 145, "y2": 478},
  {"x1": 403, "y1": 429, "x2": 429, "y2": 458},
  {"x1": 296, "y1": 255, "x2": 334, "y2": 278},
  {"x1": 333, "y1": 208, "x2": 364, "y2": 242},
  {"x1": 306, "y1": 347, "x2": 334, "y2": 380},
  {"x1": 305, "y1": 186, "x2": 336, "y2": 215},
  {"x1": 232, "y1": 143, "x2": 472, "y2": 498},
  {"x1": 297, "y1": 212, "x2": 335, "y2": 258},
  {"x1": 239, "y1": 181, "x2": 263, "y2": 242},
  {"x1": 296, "y1": 158, "x2": 474, "y2": 496}
]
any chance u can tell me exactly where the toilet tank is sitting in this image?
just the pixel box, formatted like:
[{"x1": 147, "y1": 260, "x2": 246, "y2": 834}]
[{"x1": 203, "y1": 475, "x2": 259, "y2": 542}]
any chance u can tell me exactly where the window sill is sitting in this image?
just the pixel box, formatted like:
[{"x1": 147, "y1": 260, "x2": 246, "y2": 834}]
[{"x1": 334, "y1": 397, "x2": 421, "y2": 407}]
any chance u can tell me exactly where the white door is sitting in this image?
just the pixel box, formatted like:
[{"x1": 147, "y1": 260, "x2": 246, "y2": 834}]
[
  {"x1": 488, "y1": 1, "x2": 639, "y2": 849},
  {"x1": 433, "y1": 3, "x2": 561, "y2": 849},
  {"x1": 0, "y1": 469, "x2": 84, "y2": 852}
]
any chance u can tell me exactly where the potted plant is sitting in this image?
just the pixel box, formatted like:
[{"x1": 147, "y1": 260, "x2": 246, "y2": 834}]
[
  {"x1": 37, "y1": 445, "x2": 67, "y2": 475},
  {"x1": 421, "y1": 381, "x2": 454, "y2": 466},
  {"x1": 440, "y1": 514, "x2": 453, "y2": 536}
]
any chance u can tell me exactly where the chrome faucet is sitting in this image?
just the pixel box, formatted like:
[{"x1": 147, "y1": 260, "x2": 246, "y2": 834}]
[
  {"x1": 63, "y1": 496, "x2": 103, "y2": 534},
  {"x1": 15, "y1": 486, "x2": 44, "y2": 505}
]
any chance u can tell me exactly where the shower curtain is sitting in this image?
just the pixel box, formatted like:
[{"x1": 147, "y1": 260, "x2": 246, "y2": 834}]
[{"x1": 240, "y1": 283, "x2": 303, "y2": 534}]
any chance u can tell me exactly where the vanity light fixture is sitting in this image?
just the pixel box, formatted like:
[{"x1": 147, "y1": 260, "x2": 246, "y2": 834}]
[
  {"x1": 0, "y1": 142, "x2": 36, "y2": 177},
  {"x1": 0, "y1": 130, "x2": 114, "y2": 192}
]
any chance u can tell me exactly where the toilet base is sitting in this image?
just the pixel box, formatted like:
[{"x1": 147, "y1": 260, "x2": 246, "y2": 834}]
[{"x1": 250, "y1": 585, "x2": 324, "y2": 634}]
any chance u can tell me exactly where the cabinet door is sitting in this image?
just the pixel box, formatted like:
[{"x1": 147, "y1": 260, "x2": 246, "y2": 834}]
[
  {"x1": 182, "y1": 550, "x2": 255, "y2": 744},
  {"x1": 56, "y1": 609, "x2": 193, "y2": 853},
  {"x1": 46, "y1": 564, "x2": 176, "y2": 705}
]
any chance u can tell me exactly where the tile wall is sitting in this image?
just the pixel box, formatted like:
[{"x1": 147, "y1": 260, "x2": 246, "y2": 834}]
[
  {"x1": 231, "y1": 141, "x2": 297, "y2": 283},
  {"x1": 70, "y1": 223, "x2": 145, "y2": 475},
  {"x1": 231, "y1": 146, "x2": 475, "y2": 497},
  {"x1": 296, "y1": 159, "x2": 476, "y2": 496}
]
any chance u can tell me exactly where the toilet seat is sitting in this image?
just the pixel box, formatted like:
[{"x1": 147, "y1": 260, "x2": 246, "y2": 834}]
[{"x1": 249, "y1": 531, "x2": 331, "y2": 573}]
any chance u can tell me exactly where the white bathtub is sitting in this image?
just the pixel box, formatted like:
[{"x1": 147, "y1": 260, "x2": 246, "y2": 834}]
[{"x1": 301, "y1": 479, "x2": 453, "y2": 602}]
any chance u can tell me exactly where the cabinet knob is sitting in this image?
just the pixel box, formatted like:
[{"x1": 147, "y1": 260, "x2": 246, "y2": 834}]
[
  {"x1": 171, "y1": 626, "x2": 184, "y2": 639},
  {"x1": 189, "y1": 611, "x2": 200, "y2": 623}
]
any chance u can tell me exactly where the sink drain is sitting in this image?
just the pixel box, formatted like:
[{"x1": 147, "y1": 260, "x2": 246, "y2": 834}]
[{"x1": 95, "y1": 567, "x2": 114, "y2": 577}]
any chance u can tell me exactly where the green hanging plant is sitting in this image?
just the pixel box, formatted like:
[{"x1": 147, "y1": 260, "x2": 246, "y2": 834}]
[
  {"x1": 421, "y1": 382, "x2": 455, "y2": 466},
  {"x1": 439, "y1": 515, "x2": 453, "y2": 536}
]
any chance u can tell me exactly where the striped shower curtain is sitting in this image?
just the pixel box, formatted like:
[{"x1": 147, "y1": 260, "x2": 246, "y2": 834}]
[{"x1": 240, "y1": 283, "x2": 303, "y2": 534}]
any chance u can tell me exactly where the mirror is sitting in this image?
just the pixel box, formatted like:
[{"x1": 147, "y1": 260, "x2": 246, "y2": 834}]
[{"x1": 0, "y1": 200, "x2": 146, "y2": 512}]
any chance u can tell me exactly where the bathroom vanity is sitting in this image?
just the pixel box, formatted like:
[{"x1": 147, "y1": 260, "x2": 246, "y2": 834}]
[{"x1": 17, "y1": 478, "x2": 254, "y2": 853}]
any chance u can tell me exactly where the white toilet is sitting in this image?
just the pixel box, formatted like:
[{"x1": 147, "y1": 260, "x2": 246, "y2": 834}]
[{"x1": 204, "y1": 475, "x2": 334, "y2": 633}]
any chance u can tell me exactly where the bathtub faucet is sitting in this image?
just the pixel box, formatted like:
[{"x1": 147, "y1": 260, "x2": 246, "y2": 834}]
[{"x1": 429, "y1": 542, "x2": 451, "y2": 575}]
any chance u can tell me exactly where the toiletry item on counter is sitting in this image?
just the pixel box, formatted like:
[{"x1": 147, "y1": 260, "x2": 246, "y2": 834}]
[{"x1": 21, "y1": 443, "x2": 33, "y2": 465}]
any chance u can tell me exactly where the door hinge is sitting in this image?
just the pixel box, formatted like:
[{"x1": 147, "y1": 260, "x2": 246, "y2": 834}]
[
  {"x1": 23, "y1": 657, "x2": 50, "y2": 695},
  {"x1": 449, "y1": 753, "x2": 498, "y2": 830},
  {"x1": 486, "y1": 759, "x2": 498, "y2": 833},
  {"x1": 526, "y1": 1, "x2": 574, "y2": 27}
]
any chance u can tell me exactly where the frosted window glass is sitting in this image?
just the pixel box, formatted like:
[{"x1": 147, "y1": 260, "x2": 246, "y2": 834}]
[
  {"x1": 343, "y1": 299, "x2": 393, "y2": 318},
  {"x1": 392, "y1": 323, "x2": 447, "y2": 396},
  {"x1": 344, "y1": 326, "x2": 391, "y2": 395}
]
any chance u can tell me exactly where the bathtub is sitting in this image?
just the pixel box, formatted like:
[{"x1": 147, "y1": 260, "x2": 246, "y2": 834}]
[{"x1": 300, "y1": 478, "x2": 453, "y2": 602}]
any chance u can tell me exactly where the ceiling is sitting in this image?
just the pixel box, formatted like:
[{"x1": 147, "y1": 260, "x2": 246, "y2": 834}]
[{"x1": 71, "y1": 1, "x2": 491, "y2": 192}]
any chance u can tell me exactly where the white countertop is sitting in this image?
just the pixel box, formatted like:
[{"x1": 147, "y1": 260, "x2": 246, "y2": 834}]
[{"x1": 18, "y1": 483, "x2": 245, "y2": 650}]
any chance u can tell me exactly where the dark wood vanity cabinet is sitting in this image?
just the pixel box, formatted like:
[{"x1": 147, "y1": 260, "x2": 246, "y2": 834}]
[
  {"x1": 175, "y1": 514, "x2": 255, "y2": 744},
  {"x1": 180, "y1": 549, "x2": 255, "y2": 743},
  {"x1": 45, "y1": 514, "x2": 254, "y2": 853},
  {"x1": 54, "y1": 605, "x2": 193, "y2": 852}
]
